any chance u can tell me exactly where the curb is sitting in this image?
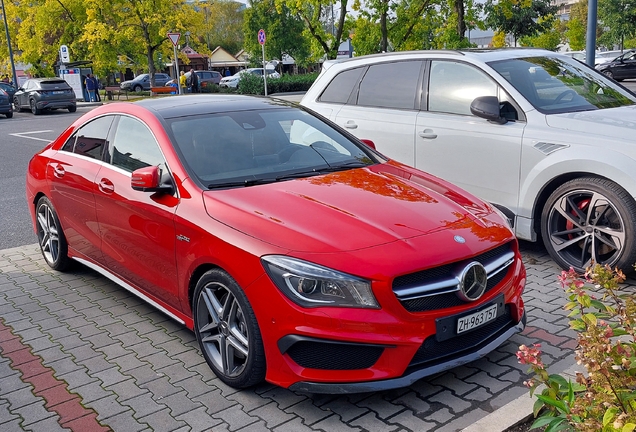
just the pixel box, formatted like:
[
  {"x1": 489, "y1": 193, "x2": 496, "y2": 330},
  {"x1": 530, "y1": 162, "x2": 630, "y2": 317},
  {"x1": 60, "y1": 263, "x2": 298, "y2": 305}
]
[{"x1": 462, "y1": 362, "x2": 579, "y2": 432}]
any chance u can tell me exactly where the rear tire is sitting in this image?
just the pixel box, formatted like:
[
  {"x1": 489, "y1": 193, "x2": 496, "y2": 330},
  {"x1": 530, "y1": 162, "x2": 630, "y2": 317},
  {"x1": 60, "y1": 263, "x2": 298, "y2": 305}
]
[
  {"x1": 192, "y1": 269, "x2": 266, "y2": 388},
  {"x1": 68, "y1": 106, "x2": 76, "y2": 113},
  {"x1": 541, "y1": 177, "x2": 636, "y2": 273},
  {"x1": 6, "y1": 112, "x2": 12, "y2": 118},
  {"x1": 36, "y1": 196, "x2": 71, "y2": 271},
  {"x1": 30, "y1": 99, "x2": 41, "y2": 115}
]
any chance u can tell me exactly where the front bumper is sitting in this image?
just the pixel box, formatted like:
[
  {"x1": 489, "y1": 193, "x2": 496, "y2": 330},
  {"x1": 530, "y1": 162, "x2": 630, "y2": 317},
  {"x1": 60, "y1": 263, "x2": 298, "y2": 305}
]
[{"x1": 289, "y1": 312, "x2": 526, "y2": 393}]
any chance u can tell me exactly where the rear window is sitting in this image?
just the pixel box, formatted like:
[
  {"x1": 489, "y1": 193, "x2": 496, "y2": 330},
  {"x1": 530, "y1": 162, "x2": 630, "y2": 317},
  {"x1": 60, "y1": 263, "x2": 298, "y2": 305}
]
[
  {"x1": 41, "y1": 80, "x2": 71, "y2": 89},
  {"x1": 318, "y1": 67, "x2": 365, "y2": 104}
]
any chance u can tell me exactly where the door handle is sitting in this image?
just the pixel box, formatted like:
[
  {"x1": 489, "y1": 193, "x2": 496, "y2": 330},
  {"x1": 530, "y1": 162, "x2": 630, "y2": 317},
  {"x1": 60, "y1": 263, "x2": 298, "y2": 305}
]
[
  {"x1": 53, "y1": 164, "x2": 65, "y2": 177},
  {"x1": 344, "y1": 120, "x2": 358, "y2": 129},
  {"x1": 98, "y1": 178, "x2": 115, "y2": 194},
  {"x1": 418, "y1": 129, "x2": 438, "y2": 139}
]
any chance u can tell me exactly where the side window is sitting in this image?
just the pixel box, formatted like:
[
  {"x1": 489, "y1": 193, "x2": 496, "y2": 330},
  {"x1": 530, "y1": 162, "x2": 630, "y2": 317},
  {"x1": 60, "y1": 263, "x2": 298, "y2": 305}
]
[
  {"x1": 318, "y1": 67, "x2": 365, "y2": 104},
  {"x1": 62, "y1": 116, "x2": 114, "y2": 159},
  {"x1": 428, "y1": 61, "x2": 497, "y2": 116},
  {"x1": 357, "y1": 61, "x2": 423, "y2": 109},
  {"x1": 109, "y1": 116, "x2": 166, "y2": 173}
]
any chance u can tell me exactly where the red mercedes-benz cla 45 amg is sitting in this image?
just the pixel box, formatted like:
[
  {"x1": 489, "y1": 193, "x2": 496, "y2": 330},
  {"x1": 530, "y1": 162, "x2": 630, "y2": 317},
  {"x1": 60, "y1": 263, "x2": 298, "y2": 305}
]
[{"x1": 26, "y1": 95, "x2": 525, "y2": 393}]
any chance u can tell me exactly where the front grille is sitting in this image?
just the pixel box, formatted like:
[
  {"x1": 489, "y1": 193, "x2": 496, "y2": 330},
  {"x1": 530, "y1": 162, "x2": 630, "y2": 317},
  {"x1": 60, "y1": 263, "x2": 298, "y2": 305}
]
[
  {"x1": 393, "y1": 242, "x2": 514, "y2": 313},
  {"x1": 286, "y1": 340, "x2": 384, "y2": 370},
  {"x1": 408, "y1": 305, "x2": 513, "y2": 368}
]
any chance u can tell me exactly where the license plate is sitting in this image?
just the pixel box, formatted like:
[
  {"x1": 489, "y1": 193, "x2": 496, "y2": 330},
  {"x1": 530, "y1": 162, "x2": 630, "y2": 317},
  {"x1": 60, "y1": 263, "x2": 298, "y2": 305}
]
[
  {"x1": 457, "y1": 303, "x2": 497, "y2": 334},
  {"x1": 53, "y1": 91, "x2": 64, "y2": 94}
]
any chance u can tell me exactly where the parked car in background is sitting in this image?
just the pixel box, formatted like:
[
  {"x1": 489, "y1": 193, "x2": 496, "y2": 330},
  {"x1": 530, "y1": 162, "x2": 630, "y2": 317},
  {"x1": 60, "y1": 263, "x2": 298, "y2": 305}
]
[
  {"x1": 13, "y1": 78, "x2": 76, "y2": 115},
  {"x1": 219, "y1": 68, "x2": 280, "y2": 88},
  {"x1": 0, "y1": 88, "x2": 13, "y2": 118},
  {"x1": 166, "y1": 70, "x2": 222, "y2": 89},
  {"x1": 26, "y1": 94, "x2": 526, "y2": 393},
  {"x1": 301, "y1": 48, "x2": 636, "y2": 273},
  {"x1": 0, "y1": 81, "x2": 17, "y2": 99},
  {"x1": 120, "y1": 73, "x2": 171, "y2": 92},
  {"x1": 596, "y1": 49, "x2": 636, "y2": 81},
  {"x1": 562, "y1": 50, "x2": 586, "y2": 63},
  {"x1": 594, "y1": 50, "x2": 625, "y2": 67}
]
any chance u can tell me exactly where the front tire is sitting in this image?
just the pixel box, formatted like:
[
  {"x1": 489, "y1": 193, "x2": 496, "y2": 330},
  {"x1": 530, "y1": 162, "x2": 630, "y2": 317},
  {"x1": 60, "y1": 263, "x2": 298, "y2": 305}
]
[
  {"x1": 13, "y1": 97, "x2": 20, "y2": 111},
  {"x1": 36, "y1": 196, "x2": 71, "y2": 271},
  {"x1": 541, "y1": 177, "x2": 636, "y2": 273},
  {"x1": 603, "y1": 70, "x2": 614, "y2": 80},
  {"x1": 192, "y1": 269, "x2": 266, "y2": 388}
]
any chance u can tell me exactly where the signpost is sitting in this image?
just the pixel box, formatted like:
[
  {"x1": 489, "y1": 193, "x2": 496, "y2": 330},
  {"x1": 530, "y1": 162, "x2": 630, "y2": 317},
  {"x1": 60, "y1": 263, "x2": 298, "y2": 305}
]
[
  {"x1": 59, "y1": 45, "x2": 70, "y2": 63},
  {"x1": 167, "y1": 32, "x2": 182, "y2": 94},
  {"x1": 258, "y1": 29, "x2": 268, "y2": 96}
]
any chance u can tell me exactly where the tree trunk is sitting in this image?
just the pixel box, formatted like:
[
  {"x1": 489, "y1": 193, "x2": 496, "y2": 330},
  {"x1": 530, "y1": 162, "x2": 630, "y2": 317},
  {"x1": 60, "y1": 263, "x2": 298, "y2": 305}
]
[
  {"x1": 147, "y1": 46, "x2": 156, "y2": 87},
  {"x1": 380, "y1": 8, "x2": 388, "y2": 52},
  {"x1": 454, "y1": 0, "x2": 466, "y2": 40}
]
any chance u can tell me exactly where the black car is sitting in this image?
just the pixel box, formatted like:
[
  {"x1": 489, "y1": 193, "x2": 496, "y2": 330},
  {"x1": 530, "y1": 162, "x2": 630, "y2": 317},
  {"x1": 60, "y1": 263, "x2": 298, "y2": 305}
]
[
  {"x1": 597, "y1": 50, "x2": 636, "y2": 81},
  {"x1": 0, "y1": 82, "x2": 17, "y2": 99},
  {"x1": 14, "y1": 78, "x2": 77, "y2": 115},
  {"x1": 0, "y1": 88, "x2": 13, "y2": 118}
]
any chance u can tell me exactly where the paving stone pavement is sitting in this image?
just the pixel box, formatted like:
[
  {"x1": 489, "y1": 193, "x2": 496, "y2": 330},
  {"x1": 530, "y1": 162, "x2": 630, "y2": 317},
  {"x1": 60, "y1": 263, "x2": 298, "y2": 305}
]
[{"x1": 2, "y1": 241, "x2": 629, "y2": 432}]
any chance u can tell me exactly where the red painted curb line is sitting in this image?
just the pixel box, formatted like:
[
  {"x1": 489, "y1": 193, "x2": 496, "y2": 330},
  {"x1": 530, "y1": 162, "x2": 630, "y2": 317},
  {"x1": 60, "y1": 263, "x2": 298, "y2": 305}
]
[{"x1": 0, "y1": 318, "x2": 110, "y2": 431}]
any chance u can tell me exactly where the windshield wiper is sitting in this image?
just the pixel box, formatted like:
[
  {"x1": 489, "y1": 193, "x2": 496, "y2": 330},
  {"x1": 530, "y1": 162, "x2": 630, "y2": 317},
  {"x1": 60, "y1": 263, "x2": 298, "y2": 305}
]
[{"x1": 208, "y1": 178, "x2": 277, "y2": 189}]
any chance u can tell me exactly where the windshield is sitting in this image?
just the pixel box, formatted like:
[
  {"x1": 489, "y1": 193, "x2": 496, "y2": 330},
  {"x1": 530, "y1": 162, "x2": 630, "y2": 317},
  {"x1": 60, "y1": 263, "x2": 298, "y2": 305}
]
[
  {"x1": 168, "y1": 107, "x2": 379, "y2": 188},
  {"x1": 489, "y1": 56, "x2": 636, "y2": 114}
]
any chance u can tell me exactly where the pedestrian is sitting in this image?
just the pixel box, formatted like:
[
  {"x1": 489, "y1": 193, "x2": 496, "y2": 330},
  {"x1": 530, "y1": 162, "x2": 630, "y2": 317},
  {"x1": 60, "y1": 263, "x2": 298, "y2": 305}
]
[
  {"x1": 188, "y1": 68, "x2": 199, "y2": 93},
  {"x1": 1, "y1": 74, "x2": 8, "y2": 83},
  {"x1": 86, "y1": 73, "x2": 97, "y2": 102},
  {"x1": 179, "y1": 70, "x2": 187, "y2": 92},
  {"x1": 224, "y1": 68, "x2": 231, "y2": 77}
]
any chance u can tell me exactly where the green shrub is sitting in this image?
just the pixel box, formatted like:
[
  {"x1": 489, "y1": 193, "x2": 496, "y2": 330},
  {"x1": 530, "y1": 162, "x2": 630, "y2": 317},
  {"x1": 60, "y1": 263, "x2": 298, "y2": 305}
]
[
  {"x1": 518, "y1": 265, "x2": 636, "y2": 431},
  {"x1": 236, "y1": 72, "x2": 319, "y2": 95}
]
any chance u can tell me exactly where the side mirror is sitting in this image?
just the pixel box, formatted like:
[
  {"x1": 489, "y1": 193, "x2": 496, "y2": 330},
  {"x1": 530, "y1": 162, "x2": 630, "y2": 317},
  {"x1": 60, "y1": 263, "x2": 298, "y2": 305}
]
[
  {"x1": 360, "y1": 139, "x2": 376, "y2": 150},
  {"x1": 470, "y1": 96, "x2": 507, "y2": 125},
  {"x1": 131, "y1": 166, "x2": 173, "y2": 193}
]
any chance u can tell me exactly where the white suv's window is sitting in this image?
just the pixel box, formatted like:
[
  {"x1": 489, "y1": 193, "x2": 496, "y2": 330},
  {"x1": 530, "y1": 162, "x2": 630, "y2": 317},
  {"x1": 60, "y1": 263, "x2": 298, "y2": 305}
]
[
  {"x1": 319, "y1": 67, "x2": 365, "y2": 104},
  {"x1": 428, "y1": 61, "x2": 497, "y2": 116},
  {"x1": 357, "y1": 61, "x2": 423, "y2": 110}
]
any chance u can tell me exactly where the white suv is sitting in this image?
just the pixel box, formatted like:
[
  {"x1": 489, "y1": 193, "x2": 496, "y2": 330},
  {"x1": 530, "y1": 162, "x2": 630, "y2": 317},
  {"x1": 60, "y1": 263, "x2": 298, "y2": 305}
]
[{"x1": 301, "y1": 49, "x2": 636, "y2": 273}]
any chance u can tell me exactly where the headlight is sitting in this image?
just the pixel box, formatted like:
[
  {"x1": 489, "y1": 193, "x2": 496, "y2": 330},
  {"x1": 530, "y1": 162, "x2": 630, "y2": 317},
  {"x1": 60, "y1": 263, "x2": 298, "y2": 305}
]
[{"x1": 261, "y1": 255, "x2": 379, "y2": 309}]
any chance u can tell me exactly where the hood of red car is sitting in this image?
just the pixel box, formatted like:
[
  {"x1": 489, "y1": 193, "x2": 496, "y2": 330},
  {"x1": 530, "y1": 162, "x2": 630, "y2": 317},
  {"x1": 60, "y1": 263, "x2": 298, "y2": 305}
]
[{"x1": 203, "y1": 162, "x2": 503, "y2": 253}]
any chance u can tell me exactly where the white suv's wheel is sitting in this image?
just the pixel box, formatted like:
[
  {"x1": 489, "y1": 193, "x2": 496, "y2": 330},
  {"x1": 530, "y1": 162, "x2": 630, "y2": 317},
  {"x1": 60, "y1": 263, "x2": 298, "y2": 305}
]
[{"x1": 541, "y1": 177, "x2": 636, "y2": 273}]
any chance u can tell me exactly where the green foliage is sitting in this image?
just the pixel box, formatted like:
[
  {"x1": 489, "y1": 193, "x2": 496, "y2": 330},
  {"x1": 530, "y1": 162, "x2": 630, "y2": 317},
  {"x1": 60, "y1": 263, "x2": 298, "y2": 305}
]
[
  {"x1": 243, "y1": 0, "x2": 311, "y2": 67},
  {"x1": 519, "y1": 265, "x2": 636, "y2": 431},
  {"x1": 520, "y1": 17, "x2": 563, "y2": 51},
  {"x1": 599, "y1": 0, "x2": 636, "y2": 49},
  {"x1": 196, "y1": 0, "x2": 245, "y2": 55},
  {"x1": 236, "y1": 72, "x2": 318, "y2": 95},
  {"x1": 483, "y1": 0, "x2": 558, "y2": 46}
]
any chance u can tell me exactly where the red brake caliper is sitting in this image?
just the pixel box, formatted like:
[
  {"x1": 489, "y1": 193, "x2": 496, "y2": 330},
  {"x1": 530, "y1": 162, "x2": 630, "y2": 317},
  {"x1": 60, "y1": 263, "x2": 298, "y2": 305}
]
[{"x1": 566, "y1": 198, "x2": 590, "y2": 239}]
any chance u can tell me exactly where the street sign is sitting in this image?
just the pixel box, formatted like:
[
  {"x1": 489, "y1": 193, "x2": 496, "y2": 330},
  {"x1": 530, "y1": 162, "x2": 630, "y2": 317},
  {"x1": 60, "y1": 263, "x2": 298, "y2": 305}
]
[
  {"x1": 258, "y1": 29, "x2": 266, "y2": 46},
  {"x1": 167, "y1": 33, "x2": 181, "y2": 47},
  {"x1": 59, "y1": 45, "x2": 70, "y2": 63}
]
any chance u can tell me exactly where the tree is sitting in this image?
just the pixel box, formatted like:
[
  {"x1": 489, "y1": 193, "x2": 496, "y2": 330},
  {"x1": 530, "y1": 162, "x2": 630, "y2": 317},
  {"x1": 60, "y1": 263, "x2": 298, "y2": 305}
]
[
  {"x1": 12, "y1": 0, "x2": 89, "y2": 77},
  {"x1": 197, "y1": 0, "x2": 245, "y2": 55},
  {"x1": 598, "y1": 0, "x2": 636, "y2": 50},
  {"x1": 483, "y1": 0, "x2": 558, "y2": 47},
  {"x1": 82, "y1": 0, "x2": 195, "y2": 85},
  {"x1": 244, "y1": 0, "x2": 311, "y2": 67},
  {"x1": 278, "y1": 0, "x2": 349, "y2": 60},
  {"x1": 520, "y1": 16, "x2": 562, "y2": 50},
  {"x1": 565, "y1": 0, "x2": 587, "y2": 50}
]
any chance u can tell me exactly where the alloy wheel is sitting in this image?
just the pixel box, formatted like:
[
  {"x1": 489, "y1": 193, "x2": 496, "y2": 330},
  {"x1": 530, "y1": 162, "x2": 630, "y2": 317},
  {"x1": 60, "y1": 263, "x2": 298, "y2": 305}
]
[
  {"x1": 546, "y1": 189, "x2": 625, "y2": 270},
  {"x1": 37, "y1": 201, "x2": 62, "y2": 266},
  {"x1": 196, "y1": 281, "x2": 250, "y2": 378}
]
